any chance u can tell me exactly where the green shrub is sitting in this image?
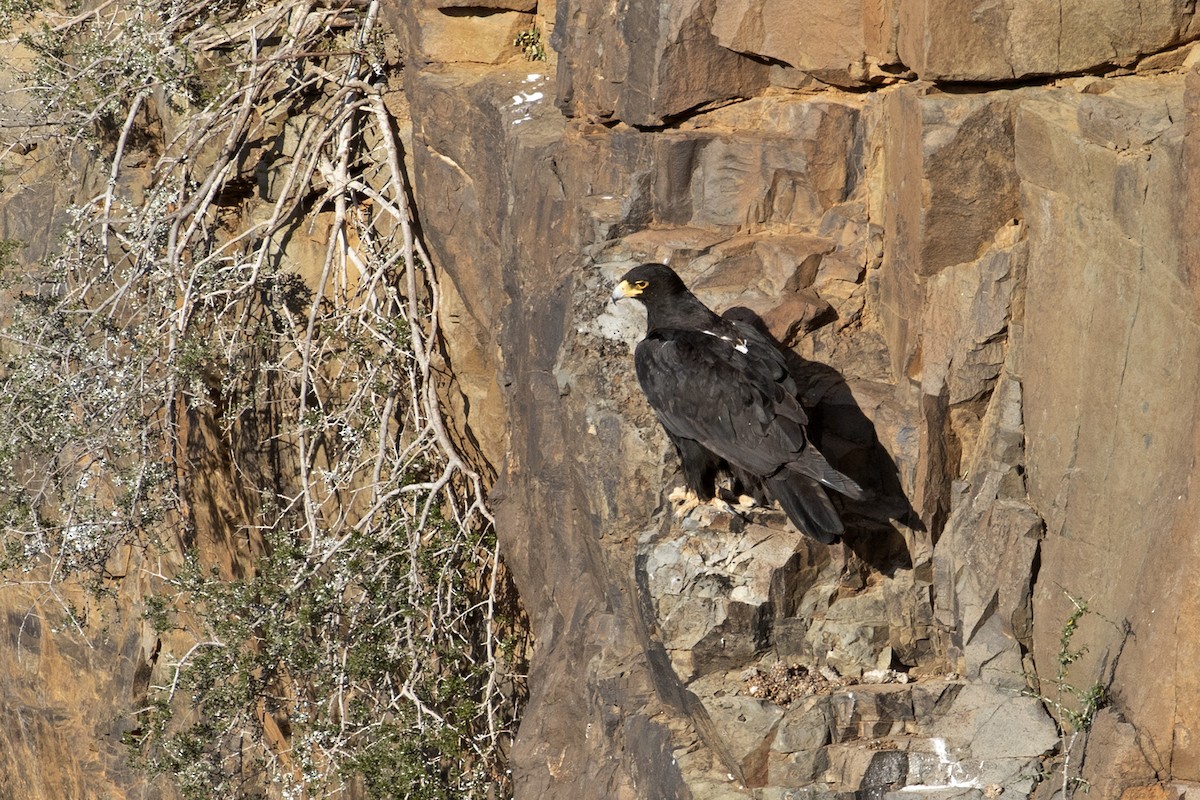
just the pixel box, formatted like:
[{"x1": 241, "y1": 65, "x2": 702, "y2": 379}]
[{"x1": 0, "y1": 2, "x2": 526, "y2": 796}]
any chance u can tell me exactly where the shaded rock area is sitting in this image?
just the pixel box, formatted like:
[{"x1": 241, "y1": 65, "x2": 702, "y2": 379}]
[{"x1": 384, "y1": 1, "x2": 1200, "y2": 798}]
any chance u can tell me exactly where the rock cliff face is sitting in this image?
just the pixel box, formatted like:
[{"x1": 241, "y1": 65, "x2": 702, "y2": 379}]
[
  {"x1": 1, "y1": 1, "x2": 1198, "y2": 797},
  {"x1": 386, "y1": 1, "x2": 1200, "y2": 797}
]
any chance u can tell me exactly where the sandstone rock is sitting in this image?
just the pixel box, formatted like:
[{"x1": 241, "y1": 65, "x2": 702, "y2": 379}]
[
  {"x1": 619, "y1": 226, "x2": 728, "y2": 264},
  {"x1": 759, "y1": 788, "x2": 841, "y2": 800},
  {"x1": 439, "y1": 0, "x2": 537, "y2": 10},
  {"x1": 828, "y1": 684, "x2": 914, "y2": 741},
  {"x1": 932, "y1": 366, "x2": 1043, "y2": 688},
  {"x1": 407, "y1": 7, "x2": 533, "y2": 65},
  {"x1": 642, "y1": 104, "x2": 864, "y2": 234},
  {"x1": 700, "y1": 233, "x2": 832, "y2": 296},
  {"x1": 897, "y1": 0, "x2": 1200, "y2": 81},
  {"x1": 1019, "y1": 75, "x2": 1200, "y2": 786},
  {"x1": 0, "y1": 139, "x2": 82, "y2": 263},
  {"x1": 944, "y1": 685, "x2": 1058, "y2": 762},
  {"x1": 405, "y1": 64, "x2": 560, "y2": 468},
  {"x1": 767, "y1": 747, "x2": 830, "y2": 786},
  {"x1": 908, "y1": 680, "x2": 962, "y2": 723},
  {"x1": 773, "y1": 695, "x2": 833, "y2": 752},
  {"x1": 825, "y1": 743, "x2": 910, "y2": 793},
  {"x1": 554, "y1": 0, "x2": 769, "y2": 125},
  {"x1": 907, "y1": 225, "x2": 1025, "y2": 551},
  {"x1": 919, "y1": 227, "x2": 1022, "y2": 405},
  {"x1": 864, "y1": 0, "x2": 902, "y2": 65},
  {"x1": 885, "y1": 87, "x2": 1020, "y2": 277},
  {"x1": 0, "y1": 587, "x2": 170, "y2": 799},
  {"x1": 806, "y1": 590, "x2": 894, "y2": 677},
  {"x1": 1080, "y1": 710, "x2": 1159, "y2": 800},
  {"x1": 919, "y1": 684, "x2": 1058, "y2": 793},
  {"x1": 686, "y1": 232, "x2": 840, "y2": 338},
  {"x1": 703, "y1": 694, "x2": 784, "y2": 786},
  {"x1": 1121, "y1": 788, "x2": 1177, "y2": 800},
  {"x1": 711, "y1": 0, "x2": 870, "y2": 87},
  {"x1": 641, "y1": 522, "x2": 819, "y2": 680},
  {"x1": 874, "y1": 85, "x2": 1020, "y2": 382},
  {"x1": 768, "y1": 64, "x2": 824, "y2": 90},
  {"x1": 882, "y1": 789, "x2": 983, "y2": 800}
]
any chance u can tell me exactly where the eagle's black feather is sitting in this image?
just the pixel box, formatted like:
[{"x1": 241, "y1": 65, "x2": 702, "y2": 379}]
[{"x1": 613, "y1": 263, "x2": 863, "y2": 542}]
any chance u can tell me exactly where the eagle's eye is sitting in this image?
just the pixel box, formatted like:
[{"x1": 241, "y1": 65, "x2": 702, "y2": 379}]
[{"x1": 634, "y1": 280, "x2": 649, "y2": 289}]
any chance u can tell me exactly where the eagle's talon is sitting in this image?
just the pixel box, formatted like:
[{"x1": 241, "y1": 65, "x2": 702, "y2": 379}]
[
  {"x1": 678, "y1": 494, "x2": 748, "y2": 532},
  {"x1": 734, "y1": 494, "x2": 758, "y2": 511},
  {"x1": 667, "y1": 488, "x2": 739, "y2": 520},
  {"x1": 716, "y1": 486, "x2": 759, "y2": 511},
  {"x1": 705, "y1": 496, "x2": 737, "y2": 516},
  {"x1": 668, "y1": 486, "x2": 703, "y2": 517}
]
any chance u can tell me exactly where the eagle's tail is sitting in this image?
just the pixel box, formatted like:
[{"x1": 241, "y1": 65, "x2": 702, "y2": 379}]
[
  {"x1": 791, "y1": 451, "x2": 866, "y2": 501},
  {"x1": 764, "y1": 473, "x2": 844, "y2": 544}
]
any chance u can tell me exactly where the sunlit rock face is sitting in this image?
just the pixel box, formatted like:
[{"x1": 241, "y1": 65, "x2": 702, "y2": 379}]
[
  {"x1": 384, "y1": 2, "x2": 1200, "y2": 797},
  {"x1": 3, "y1": 1, "x2": 1199, "y2": 797}
]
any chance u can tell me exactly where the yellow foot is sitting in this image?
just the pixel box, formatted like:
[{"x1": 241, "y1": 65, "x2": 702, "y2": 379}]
[
  {"x1": 704, "y1": 495, "x2": 737, "y2": 515},
  {"x1": 733, "y1": 494, "x2": 759, "y2": 511},
  {"x1": 669, "y1": 488, "x2": 748, "y2": 531},
  {"x1": 668, "y1": 486, "x2": 703, "y2": 516}
]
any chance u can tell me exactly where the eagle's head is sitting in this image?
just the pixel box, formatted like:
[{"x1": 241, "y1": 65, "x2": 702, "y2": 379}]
[{"x1": 611, "y1": 263, "x2": 688, "y2": 305}]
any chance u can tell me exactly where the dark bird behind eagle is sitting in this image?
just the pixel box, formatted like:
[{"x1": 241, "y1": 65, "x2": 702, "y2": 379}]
[{"x1": 612, "y1": 263, "x2": 864, "y2": 543}]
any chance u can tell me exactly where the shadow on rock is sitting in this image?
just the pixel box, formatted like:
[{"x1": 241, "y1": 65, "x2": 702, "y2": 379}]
[{"x1": 723, "y1": 306, "x2": 920, "y2": 577}]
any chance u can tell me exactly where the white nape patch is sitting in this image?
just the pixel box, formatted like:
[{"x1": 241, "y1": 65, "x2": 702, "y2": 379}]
[{"x1": 702, "y1": 329, "x2": 749, "y2": 354}]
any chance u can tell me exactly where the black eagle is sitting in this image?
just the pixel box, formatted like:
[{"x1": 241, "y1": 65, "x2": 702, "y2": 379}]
[{"x1": 612, "y1": 263, "x2": 864, "y2": 542}]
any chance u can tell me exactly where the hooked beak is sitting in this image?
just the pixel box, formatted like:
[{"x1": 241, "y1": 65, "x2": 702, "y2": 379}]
[{"x1": 611, "y1": 279, "x2": 639, "y2": 303}]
